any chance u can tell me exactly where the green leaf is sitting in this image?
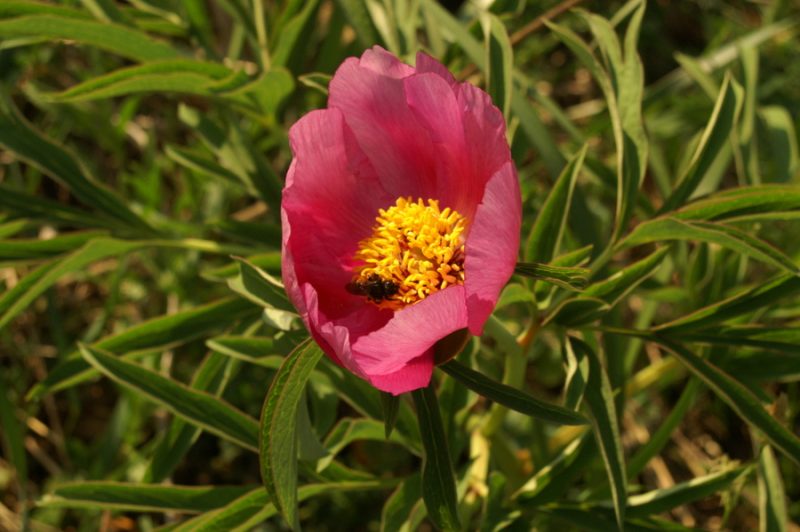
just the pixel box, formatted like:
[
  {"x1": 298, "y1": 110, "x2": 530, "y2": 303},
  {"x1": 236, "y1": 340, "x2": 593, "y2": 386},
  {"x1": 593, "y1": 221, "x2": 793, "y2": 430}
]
[
  {"x1": 569, "y1": 337, "x2": 626, "y2": 531},
  {"x1": 547, "y1": 245, "x2": 665, "y2": 326},
  {"x1": 671, "y1": 185, "x2": 800, "y2": 222},
  {"x1": 0, "y1": 230, "x2": 107, "y2": 261},
  {"x1": 40, "y1": 483, "x2": 254, "y2": 513},
  {"x1": 271, "y1": 0, "x2": 320, "y2": 68},
  {"x1": 619, "y1": 218, "x2": 797, "y2": 274},
  {"x1": 758, "y1": 445, "x2": 788, "y2": 532},
  {"x1": 578, "y1": 2, "x2": 648, "y2": 240},
  {"x1": 655, "y1": 338, "x2": 800, "y2": 467},
  {"x1": 197, "y1": 480, "x2": 397, "y2": 532},
  {"x1": 0, "y1": 184, "x2": 117, "y2": 229},
  {"x1": 317, "y1": 418, "x2": 417, "y2": 473},
  {"x1": 653, "y1": 273, "x2": 800, "y2": 333},
  {"x1": 659, "y1": 73, "x2": 744, "y2": 213},
  {"x1": 514, "y1": 434, "x2": 595, "y2": 507},
  {"x1": 207, "y1": 336, "x2": 282, "y2": 367},
  {"x1": 333, "y1": 0, "x2": 379, "y2": 47},
  {"x1": 627, "y1": 379, "x2": 700, "y2": 478},
  {"x1": 441, "y1": 359, "x2": 587, "y2": 426},
  {"x1": 627, "y1": 466, "x2": 748, "y2": 518},
  {"x1": 412, "y1": 384, "x2": 460, "y2": 531},
  {"x1": 525, "y1": 145, "x2": 588, "y2": 263},
  {"x1": 381, "y1": 473, "x2": 425, "y2": 532},
  {"x1": 79, "y1": 344, "x2": 259, "y2": 451},
  {"x1": 145, "y1": 352, "x2": 233, "y2": 483},
  {"x1": 29, "y1": 297, "x2": 256, "y2": 399},
  {"x1": 47, "y1": 60, "x2": 251, "y2": 102},
  {"x1": 381, "y1": 392, "x2": 401, "y2": 439},
  {"x1": 582, "y1": 246, "x2": 670, "y2": 304},
  {"x1": 514, "y1": 262, "x2": 589, "y2": 291},
  {"x1": 259, "y1": 338, "x2": 325, "y2": 530},
  {"x1": 0, "y1": 15, "x2": 180, "y2": 61},
  {"x1": 0, "y1": 100, "x2": 152, "y2": 233},
  {"x1": 227, "y1": 257, "x2": 293, "y2": 311},
  {"x1": 483, "y1": 13, "x2": 512, "y2": 120},
  {"x1": 760, "y1": 106, "x2": 799, "y2": 183},
  {"x1": 0, "y1": 238, "x2": 141, "y2": 331}
]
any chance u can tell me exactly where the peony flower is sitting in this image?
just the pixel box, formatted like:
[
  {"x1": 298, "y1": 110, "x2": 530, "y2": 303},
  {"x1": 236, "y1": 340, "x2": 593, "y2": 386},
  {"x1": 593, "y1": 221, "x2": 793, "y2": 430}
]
[{"x1": 281, "y1": 46, "x2": 521, "y2": 395}]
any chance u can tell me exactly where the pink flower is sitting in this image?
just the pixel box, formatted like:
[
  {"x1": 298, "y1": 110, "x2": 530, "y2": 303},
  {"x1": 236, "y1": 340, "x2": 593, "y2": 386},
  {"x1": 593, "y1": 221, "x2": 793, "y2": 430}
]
[{"x1": 281, "y1": 46, "x2": 521, "y2": 395}]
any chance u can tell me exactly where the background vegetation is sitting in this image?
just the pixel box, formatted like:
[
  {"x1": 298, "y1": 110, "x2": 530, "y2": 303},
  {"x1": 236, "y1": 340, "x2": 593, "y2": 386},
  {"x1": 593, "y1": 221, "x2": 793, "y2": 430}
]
[{"x1": 1, "y1": 0, "x2": 799, "y2": 530}]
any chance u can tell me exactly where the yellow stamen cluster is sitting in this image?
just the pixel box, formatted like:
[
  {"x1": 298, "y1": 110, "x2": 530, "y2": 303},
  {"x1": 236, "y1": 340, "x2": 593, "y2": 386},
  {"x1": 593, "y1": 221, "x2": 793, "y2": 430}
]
[{"x1": 352, "y1": 197, "x2": 467, "y2": 309}]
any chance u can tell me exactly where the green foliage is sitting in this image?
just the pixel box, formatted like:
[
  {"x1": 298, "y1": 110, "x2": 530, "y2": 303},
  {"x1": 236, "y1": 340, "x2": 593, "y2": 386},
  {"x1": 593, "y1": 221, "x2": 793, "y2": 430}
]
[{"x1": 1, "y1": 1, "x2": 799, "y2": 530}]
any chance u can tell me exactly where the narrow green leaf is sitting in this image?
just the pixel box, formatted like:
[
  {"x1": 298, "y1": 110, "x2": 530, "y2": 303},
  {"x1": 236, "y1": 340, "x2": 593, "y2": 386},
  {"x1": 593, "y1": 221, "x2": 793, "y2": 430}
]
[
  {"x1": 381, "y1": 392, "x2": 401, "y2": 439},
  {"x1": 0, "y1": 238, "x2": 140, "y2": 331},
  {"x1": 29, "y1": 297, "x2": 257, "y2": 399},
  {"x1": 672, "y1": 185, "x2": 800, "y2": 222},
  {"x1": 583, "y1": 246, "x2": 670, "y2": 304},
  {"x1": 758, "y1": 445, "x2": 788, "y2": 532},
  {"x1": 412, "y1": 384, "x2": 460, "y2": 531},
  {"x1": 760, "y1": 106, "x2": 799, "y2": 183},
  {"x1": 660, "y1": 74, "x2": 744, "y2": 213},
  {"x1": 40, "y1": 483, "x2": 253, "y2": 513},
  {"x1": 0, "y1": 184, "x2": 118, "y2": 229},
  {"x1": 259, "y1": 338, "x2": 325, "y2": 530},
  {"x1": 0, "y1": 230, "x2": 107, "y2": 261},
  {"x1": 0, "y1": 100, "x2": 152, "y2": 232},
  {"x1": 176, "y1": 480, "x2": 398, "y2": 532},
  {"x1": 381, "y1": 473, "x2": 425, "y2": 532},
  {"x1": 525, "y1": 145, "x2": 588, "y2": 263},
  {"x1": 620, "y1": 218, "x2": 798, "y2": 274},
  {"x1": 271, "y1": 0, "x2": 320, "y2": 68},
  {"x1": 0, "y1": 15, "x2": 180, "y2": 60},
  {"x1": 48, "y1": 60, "x2": 251, "y2": 102},
  {"x1": 627, "y1": 466, "x2": 748, "y2": 518},
  {"x1": 569, "y1": 337, "x2": 626, "y2": 530},
  {"x1": 333, "y1": 0, "x2": 378, "y2": 46},
  {"x1": 514, "y1": 262, "x2": 589, "y2": 291},
  {"x1": 207, "y1": 336, "x2": 280, "y2": 367},
  {"x1": 655, "y1": 338, "x2": 800, "y2": 467},
  {"x1": 653, "y1": 273, "x2": 800, "y2": 333},
  {"x1": 627, "y1": 379, "x2": 700, "y2": 478},
  {"x1": 441, "y1": 359, "x2": 587, "y2": 425},
  {"x1": 514, "y1": 434, "x2": 595, "y2": 507},
  {"x1": 579, "y1": 2, "x2": 648, "y2": 240},
  {"x1": 145, "y1": 352, "x2": 233, "y2": 483},
  {"x1": 318, "y1": 418, "x2": 417, "y2": 473},
  {"x1": 79, "y1": 344, "x2": 259, "y2": 451},
  {"x1": 483, "y1": 13, "x2": 512, "y2": 120}
]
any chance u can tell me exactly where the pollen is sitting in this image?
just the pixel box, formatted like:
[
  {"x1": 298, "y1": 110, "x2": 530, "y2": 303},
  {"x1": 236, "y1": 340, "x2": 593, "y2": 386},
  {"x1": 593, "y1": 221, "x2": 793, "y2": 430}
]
[{"x1": 351, "y1": 197, "x2": 467, "y2": 309}]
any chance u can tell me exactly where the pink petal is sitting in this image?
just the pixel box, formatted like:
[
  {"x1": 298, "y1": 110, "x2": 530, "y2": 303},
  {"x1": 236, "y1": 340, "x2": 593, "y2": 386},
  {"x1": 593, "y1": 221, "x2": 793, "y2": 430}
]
[
  {"x1": 464, "y1": 161, "x2": 521, "y2": 335},
  {"x1": 367, "y1": 351, "x2": 434, "y2": 395},
  {"x1": 457, "y1": 82, "x2": 511, "y2": 198},
  {"x1": 360, "y1": 46, "x2": 416, "y2": 78},
  {"x1": 282, "y1": 108, "x2": 393, "y2": 319},
  {"x1": 403, "y1": 73, "x2": 480, "y2": 217},
  {"x1": 415, "y1": 51, "x2": 456, "y2": 85},
  {"x1": 351, "y1": 285, "x2": 468, "y2": 375},
  {"x1": 328, "y1": 55, "x2": 438, "y2": 200}
]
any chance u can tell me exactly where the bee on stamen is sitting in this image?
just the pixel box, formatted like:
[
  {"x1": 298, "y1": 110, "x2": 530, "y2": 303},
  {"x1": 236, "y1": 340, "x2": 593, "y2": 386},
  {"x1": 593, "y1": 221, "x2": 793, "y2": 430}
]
[{"x1": 347, "y1": 274, "x2": 399, "y2": 303}]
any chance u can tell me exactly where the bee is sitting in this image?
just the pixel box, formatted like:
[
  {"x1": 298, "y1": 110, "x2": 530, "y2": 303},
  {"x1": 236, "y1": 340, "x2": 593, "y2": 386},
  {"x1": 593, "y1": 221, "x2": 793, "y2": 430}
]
[{"x1": 347, "y1": 274, "x2": 399, "y2": 303}]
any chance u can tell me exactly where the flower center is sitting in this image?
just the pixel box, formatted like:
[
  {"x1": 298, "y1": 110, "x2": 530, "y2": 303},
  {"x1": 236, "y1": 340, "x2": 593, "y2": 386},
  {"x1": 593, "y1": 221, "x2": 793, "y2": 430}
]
[{"x1": 350, "y1": 197, "x2": 467, "y2": 309}]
